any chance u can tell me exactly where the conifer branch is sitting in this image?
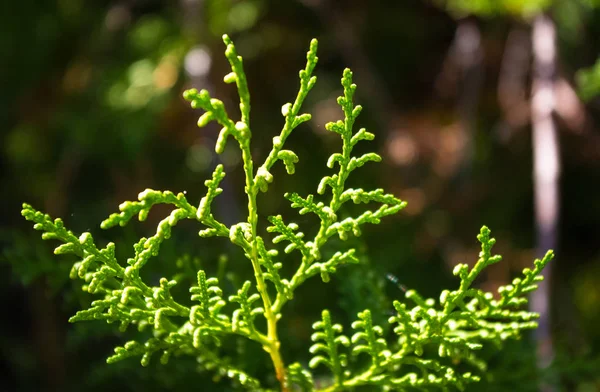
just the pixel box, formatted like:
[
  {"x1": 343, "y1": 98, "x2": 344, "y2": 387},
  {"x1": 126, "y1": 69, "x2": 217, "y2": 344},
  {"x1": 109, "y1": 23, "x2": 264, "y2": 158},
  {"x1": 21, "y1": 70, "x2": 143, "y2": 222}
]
[
  {"x1": 21, "y1": 34, "x2": 553, "y2": 392},
  {"x1": 272, "y1": 68, "x2": 407, "y2": 313},
  {"x1": 309, "y1": 310, "x2": 350, "y2": 386},
  {"x1": 324, "y1": 227, "x2": 551, "y2": 390},
  {"x1": 256, "y1": 38, "x2": 318, "y2": 193},
  {"x1": 287, "y1": 362, "x2": 315, "y2": 392}
]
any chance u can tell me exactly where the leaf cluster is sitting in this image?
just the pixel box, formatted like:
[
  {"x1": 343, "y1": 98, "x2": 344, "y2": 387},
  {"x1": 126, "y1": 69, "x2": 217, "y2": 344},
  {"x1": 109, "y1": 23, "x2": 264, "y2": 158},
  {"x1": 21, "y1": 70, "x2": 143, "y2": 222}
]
[
  {"x1": 301, "y1": 227, "x2": 553, "y2": 391},
  {"x1": 21, "y1": 34, "x2": 551, "y2": 391}
]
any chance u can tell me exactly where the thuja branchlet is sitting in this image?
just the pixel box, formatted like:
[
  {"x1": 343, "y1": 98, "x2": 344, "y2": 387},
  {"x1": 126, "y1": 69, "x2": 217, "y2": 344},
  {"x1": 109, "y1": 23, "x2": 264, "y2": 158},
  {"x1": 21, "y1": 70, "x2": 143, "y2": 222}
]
[{"x1": 22, "y1": 34, "x2": 553, "y2": 391}]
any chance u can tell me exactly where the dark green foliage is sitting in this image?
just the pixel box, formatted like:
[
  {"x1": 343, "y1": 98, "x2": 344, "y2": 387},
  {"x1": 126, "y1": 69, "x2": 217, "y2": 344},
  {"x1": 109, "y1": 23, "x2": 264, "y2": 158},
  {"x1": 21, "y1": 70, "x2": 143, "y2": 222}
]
[{"x1": 577, "y1": 57, "x2": 600, "y2": 100}]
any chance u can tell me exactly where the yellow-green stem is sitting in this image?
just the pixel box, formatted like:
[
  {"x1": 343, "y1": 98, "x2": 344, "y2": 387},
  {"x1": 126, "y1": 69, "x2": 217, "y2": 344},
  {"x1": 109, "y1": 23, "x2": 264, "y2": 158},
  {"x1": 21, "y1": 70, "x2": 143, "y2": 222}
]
[{"x1": 241, "y1": 144, "x2": 287, "y2": 391}]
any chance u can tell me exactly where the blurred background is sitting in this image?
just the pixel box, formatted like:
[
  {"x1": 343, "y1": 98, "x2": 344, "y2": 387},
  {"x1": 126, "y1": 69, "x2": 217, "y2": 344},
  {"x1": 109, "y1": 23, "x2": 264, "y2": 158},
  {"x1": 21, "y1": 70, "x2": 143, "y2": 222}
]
[{"x1": 1, "y1": 0, "x2": 600, "y2": 391}]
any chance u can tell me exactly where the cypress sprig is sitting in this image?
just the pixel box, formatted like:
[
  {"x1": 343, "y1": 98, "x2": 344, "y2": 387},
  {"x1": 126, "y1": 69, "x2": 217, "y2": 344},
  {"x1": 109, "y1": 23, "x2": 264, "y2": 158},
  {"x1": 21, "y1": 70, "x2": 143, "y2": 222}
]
[
  {"x1": 197, "y1": 164, "x2": 229, "y2": 238},
  {"x1": 285, "y1": 192, "x2": 337, "y2": 226},
  {"x1": 183, "y1": 88, "x2": 240, "y2": 155},
  {"x1": 351, "y1": 310, "x2": 390, "y2": 369},
  {"x1": 257, "y1": 38, "x2": 318, "y2": 192},
  {"x1": 108, "y1": 338, "x2": 168, "y2": 366},
  {"x1": 256, "y1": 237, "x2": 291, "y2": 299},
  {"x1": 21, "y1": 34, "x2": 552, "y2": 391},
  {"x1": 304, "y1": 249, "x2": 359, "y2": 283},
  {"x1": 267, "y1": 215, "x2": 311, "y2": 258},
  {"x1": 306, "y1": 227, "x2": 550, "y2": 391},
  {"x1": 200, "y1": 347, "x2": 266, "y2": 391},
  {"x1": 189, "y1": 270, "x2": 228, "y2": 325},
  {"x1": 287, "y1": 363, "x2": 315, "y2": 392},
  {"x1": 100, "y1": 189, "x2": 195, "y2": 229},
  {"x1": 229, "y1": 281, "x2": 264, "y2": 334},
  {"x1": 271, "y1": 67, "x2": 408, "y2": 315},
  {"x1": 309, "y1": 310, "x2": 351, "y2": 386}
]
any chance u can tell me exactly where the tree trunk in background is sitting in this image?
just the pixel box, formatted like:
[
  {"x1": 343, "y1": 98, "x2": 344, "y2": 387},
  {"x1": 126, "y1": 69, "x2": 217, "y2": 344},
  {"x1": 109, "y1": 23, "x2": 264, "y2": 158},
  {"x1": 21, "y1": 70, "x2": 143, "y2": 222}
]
[{"x1": 530, "y1": 13, "x2": 559, "y2": 392}]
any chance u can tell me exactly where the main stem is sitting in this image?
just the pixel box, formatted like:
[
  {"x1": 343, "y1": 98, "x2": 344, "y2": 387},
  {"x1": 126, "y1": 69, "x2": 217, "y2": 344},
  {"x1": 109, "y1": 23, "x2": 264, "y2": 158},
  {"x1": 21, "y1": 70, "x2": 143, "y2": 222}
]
[{"x1": 241, "y1": 144, "x2": 287, "y2": 391}]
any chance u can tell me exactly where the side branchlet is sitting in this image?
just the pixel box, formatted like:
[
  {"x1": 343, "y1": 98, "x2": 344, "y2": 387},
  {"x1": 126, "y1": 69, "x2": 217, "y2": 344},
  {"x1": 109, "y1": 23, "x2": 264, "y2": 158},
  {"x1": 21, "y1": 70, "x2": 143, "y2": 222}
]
[
  {"x1": 271, "y1": 68, "x2": 407, "y2": 316},
  {"x1": 304, "y1": 227, "x2": 551, "y2": 391},
  {"x1": 309, "y1": 310, "x2": 351, "y2": 386},
  {"x1": 287, "y1": 362, "x2": 315, "y2": 392}
]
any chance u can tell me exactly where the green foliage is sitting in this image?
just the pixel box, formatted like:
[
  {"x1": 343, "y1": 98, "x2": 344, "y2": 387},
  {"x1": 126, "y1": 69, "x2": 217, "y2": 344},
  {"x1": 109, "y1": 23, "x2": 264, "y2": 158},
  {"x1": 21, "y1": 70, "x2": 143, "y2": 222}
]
[
  {"x1": 300, "y1": 228, "x2": 553, "y2": 391},
  {"x1": 22, "y1": 34, "x2": 551, "y2": 391},
  {"x1": 576, "y1": 57, "x2": 600, "y2": 101},
  {"x1": 435, "y1": 0, "x2": 551, "y2": 18}
]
